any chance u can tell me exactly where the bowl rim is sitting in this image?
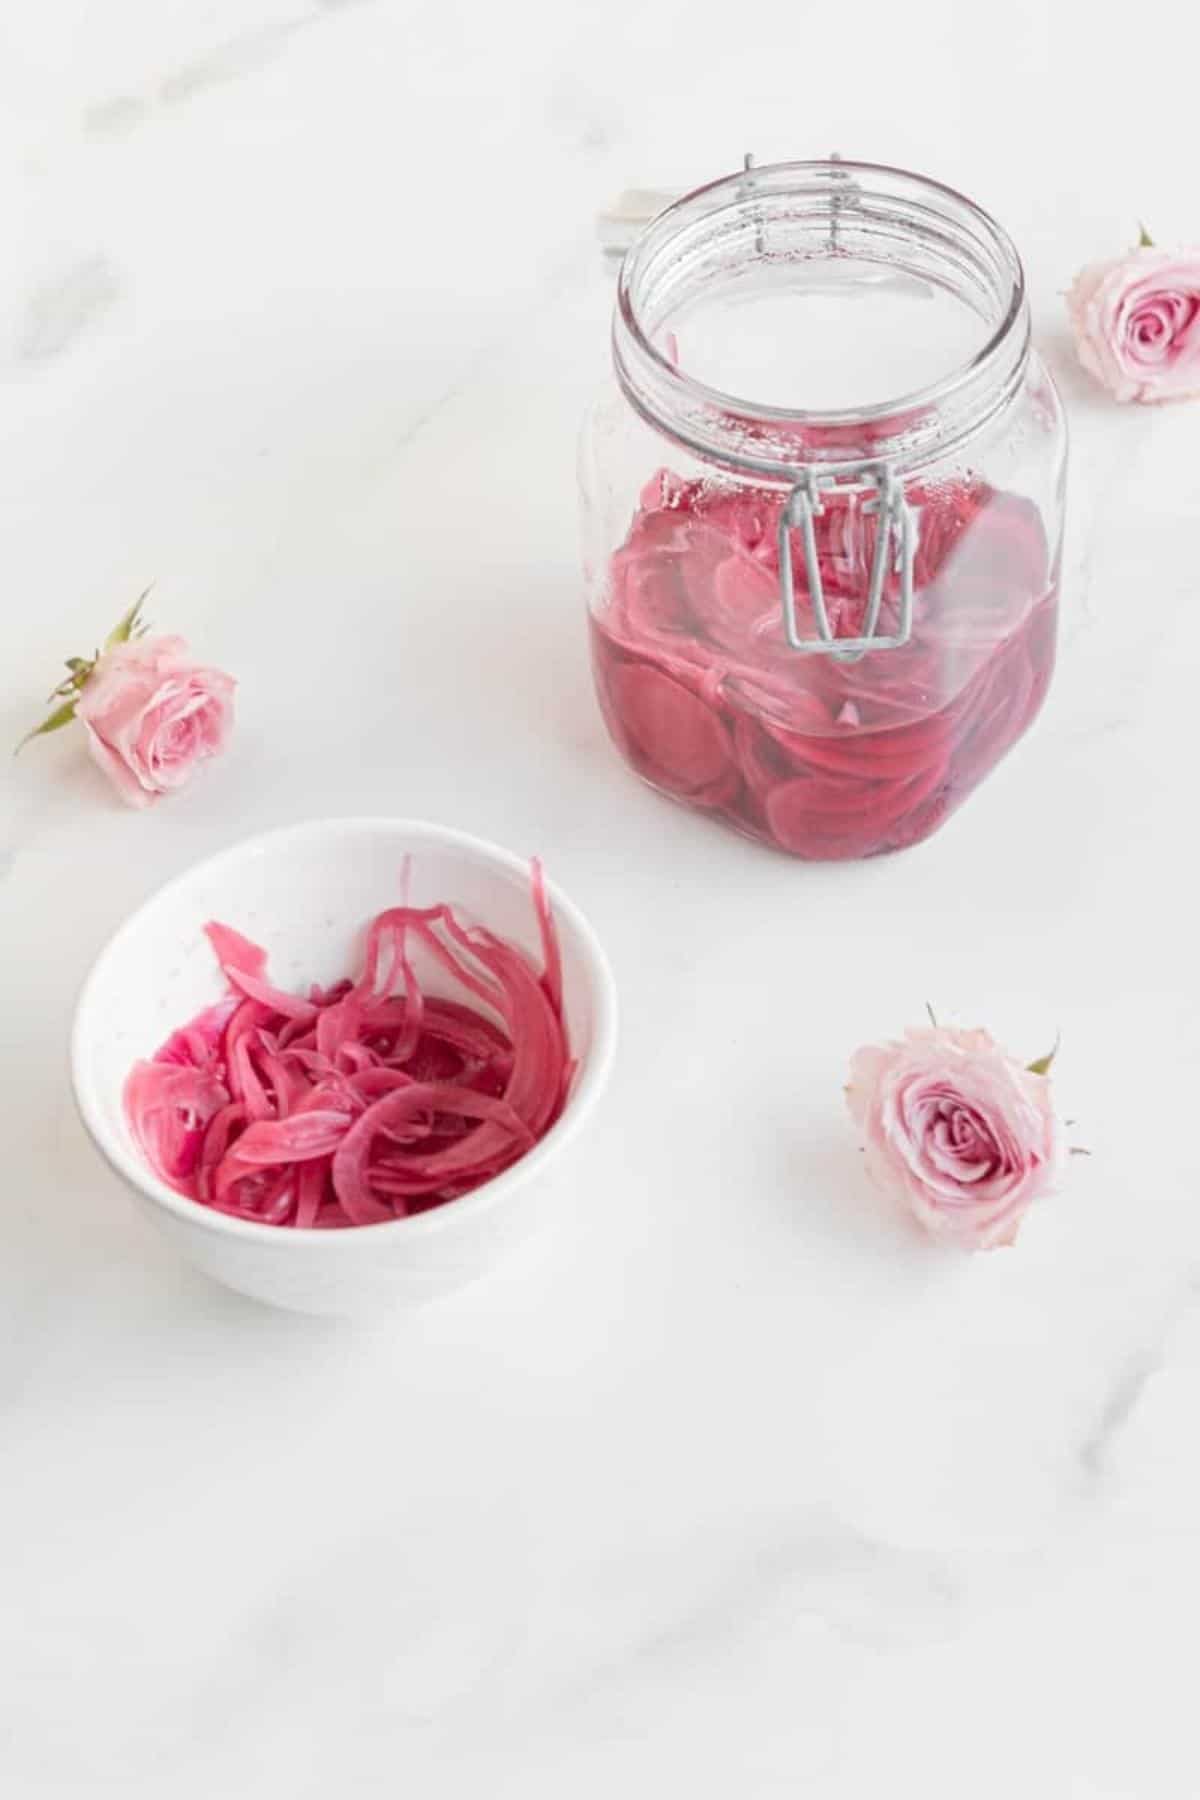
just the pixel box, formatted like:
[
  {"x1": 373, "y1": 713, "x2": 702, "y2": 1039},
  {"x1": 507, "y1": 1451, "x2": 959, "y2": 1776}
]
[{"x1": 70, "y1": 816, "x2": 618, "y2": 1251}]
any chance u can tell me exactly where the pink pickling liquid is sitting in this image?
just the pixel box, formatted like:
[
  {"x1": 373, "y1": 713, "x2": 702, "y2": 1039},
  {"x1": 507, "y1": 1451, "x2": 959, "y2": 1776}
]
[{"x1": 590, "y1": 470, "x2": 1057, "y2": 859}]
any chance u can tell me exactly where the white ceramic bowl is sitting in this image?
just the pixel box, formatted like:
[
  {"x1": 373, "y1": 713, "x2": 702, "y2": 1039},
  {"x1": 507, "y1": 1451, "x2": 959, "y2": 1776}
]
[{"x1": 72, "y1": 819, "x2": 617, "y2": 1316}]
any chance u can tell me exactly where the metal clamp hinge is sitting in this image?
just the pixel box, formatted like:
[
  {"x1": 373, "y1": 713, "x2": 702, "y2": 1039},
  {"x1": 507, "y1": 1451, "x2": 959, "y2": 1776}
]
[{"x1": 777, "y1": 463, "x2": 918, "y2": 661}]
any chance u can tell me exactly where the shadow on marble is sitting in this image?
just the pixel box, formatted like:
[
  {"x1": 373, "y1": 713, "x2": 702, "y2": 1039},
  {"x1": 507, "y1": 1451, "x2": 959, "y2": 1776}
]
[{"x1": 771, "y1": 1120, "x2": 939, "y2": 1270}]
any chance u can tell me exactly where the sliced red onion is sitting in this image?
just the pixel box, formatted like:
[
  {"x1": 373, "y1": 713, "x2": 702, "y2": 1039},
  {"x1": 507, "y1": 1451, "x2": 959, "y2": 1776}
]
[
  {"x1": 125, "y1": 1060, "x2": 230, "y2": 1188},
  {"x1": 590, "y1": 470, "x2": 1056, "y2": 858},
  {"x1": 123, "y1": 866, "x2": 571, "y2": 1229}
]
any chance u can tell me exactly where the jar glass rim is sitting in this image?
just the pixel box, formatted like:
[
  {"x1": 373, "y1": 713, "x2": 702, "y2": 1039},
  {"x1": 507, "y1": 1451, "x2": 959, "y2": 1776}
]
[{"x1": 613, "y1": 158, "x2": 1029, "y2": 472}]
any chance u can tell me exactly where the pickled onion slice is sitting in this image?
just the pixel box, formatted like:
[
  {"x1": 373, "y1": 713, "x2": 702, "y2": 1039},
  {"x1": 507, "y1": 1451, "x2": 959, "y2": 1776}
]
[
  {"x1": 602, "y1": 661, "x2": 731, "y2": 796},
  {"x1": 204, "y1": 922, "x2": 267, "y2": 980},
  {"x1": 122, "y1": 865, "x2": 571, "y2": 1228},
  {"x1": 125, "y1": 1060, "x2": 230, "y2": 1184},
  {"x1": 331, "y1": 1084, "x2": 535, "y2": 1224},
  {"x1": 153, "y1": 997, "x2": 239, "y2": 1070}
]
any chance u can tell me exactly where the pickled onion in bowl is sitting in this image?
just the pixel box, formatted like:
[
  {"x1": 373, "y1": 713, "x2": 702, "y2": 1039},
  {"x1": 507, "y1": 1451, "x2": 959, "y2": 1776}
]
[{"x1": 123, "y1": 862, "x2": 572, "y2": 1229}]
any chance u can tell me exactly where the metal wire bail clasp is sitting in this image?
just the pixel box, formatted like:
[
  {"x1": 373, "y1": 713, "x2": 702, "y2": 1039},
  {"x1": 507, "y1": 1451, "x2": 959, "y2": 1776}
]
[{"x1": 777, "y1": 463, "x2": 918, "y2": 661}]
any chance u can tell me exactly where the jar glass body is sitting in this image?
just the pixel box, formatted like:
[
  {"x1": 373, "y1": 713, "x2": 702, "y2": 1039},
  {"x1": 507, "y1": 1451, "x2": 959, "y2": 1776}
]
[{"x1": 580, "y1": 160, "x2": 1068, "y2": 860}]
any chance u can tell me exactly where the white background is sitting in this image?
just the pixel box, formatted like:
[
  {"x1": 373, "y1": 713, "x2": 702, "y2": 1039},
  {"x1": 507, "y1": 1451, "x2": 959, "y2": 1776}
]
[{"x1": 1, "y1": 2, "x2": 1197, "y2": 1794}]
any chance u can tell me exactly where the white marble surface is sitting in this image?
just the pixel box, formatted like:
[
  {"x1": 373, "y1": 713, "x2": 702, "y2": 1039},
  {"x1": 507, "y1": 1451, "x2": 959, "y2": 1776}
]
[{"x1": 2, "y1": 2, "x2": 1198, "y2": 1793}]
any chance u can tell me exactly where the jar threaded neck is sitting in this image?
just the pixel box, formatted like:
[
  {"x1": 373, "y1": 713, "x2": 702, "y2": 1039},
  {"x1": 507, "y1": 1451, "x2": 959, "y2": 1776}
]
[{"x1": 613, "y1": 159, "x2": 1029, "y2": 480}]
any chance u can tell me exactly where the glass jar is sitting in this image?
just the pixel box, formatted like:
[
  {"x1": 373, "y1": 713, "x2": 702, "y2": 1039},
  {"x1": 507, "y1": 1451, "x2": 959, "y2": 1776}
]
[{"x1": 580, "y1": 159, "x2": 1067, "y2": 860}]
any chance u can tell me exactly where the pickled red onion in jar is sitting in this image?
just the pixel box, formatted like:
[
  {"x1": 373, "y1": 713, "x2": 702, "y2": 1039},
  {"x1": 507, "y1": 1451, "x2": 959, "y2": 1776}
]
[{"x1": 590, "y1": 470, "x2": 1056, "y2": 860}]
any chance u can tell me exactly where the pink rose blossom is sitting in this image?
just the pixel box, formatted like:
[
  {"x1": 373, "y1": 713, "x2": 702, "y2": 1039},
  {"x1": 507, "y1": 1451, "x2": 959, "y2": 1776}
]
[
  {"x1": 1067, "y1": 245, "x2": 1200, "y2": 403},
  {"x1": 74, "y1": 634, "x2": 235, "y2": 808},
  {"x1": 846, "y1": 1025, "x2": 1058, "y2": 1250}
]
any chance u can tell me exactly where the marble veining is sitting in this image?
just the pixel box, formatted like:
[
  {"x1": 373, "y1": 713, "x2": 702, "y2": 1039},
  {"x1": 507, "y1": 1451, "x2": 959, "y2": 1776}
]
[
  {"x1": 15, "y1": 253, "x2": 121, "y2": 361},
  {"x1": 85, "y1": 28, "x2": 296, "y2": 134}
]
